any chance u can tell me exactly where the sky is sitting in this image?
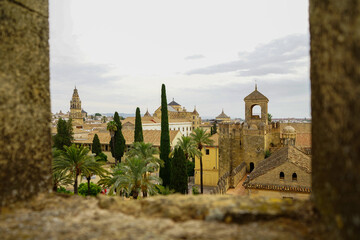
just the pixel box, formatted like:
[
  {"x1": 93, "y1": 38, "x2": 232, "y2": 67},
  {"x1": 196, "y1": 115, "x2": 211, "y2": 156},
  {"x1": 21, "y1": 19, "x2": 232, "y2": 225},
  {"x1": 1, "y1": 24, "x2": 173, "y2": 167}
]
[{"x1": 50, "y1": 0, "x2": 310, "y2": 119}]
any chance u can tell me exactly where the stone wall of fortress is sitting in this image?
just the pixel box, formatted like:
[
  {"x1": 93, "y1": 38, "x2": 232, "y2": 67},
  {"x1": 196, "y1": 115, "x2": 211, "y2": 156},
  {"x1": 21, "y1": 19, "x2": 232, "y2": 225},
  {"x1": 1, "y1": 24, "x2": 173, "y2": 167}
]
[{"x1": 218, "y1": 122, "x2": 310, "y2": 180}]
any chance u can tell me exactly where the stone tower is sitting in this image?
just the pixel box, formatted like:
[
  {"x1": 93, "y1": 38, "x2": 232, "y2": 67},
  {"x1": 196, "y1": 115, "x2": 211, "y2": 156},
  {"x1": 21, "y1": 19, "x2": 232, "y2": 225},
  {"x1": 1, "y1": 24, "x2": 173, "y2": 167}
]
[
  {"x1": 70, "y1": 87, "x2": 83, "y2": 126},
  {"x1": 244, "y1": 84, "x2": 269, "y2": 129},
  {"x1": 242, "y1": 85, "x2": 270, "y2": 172}
]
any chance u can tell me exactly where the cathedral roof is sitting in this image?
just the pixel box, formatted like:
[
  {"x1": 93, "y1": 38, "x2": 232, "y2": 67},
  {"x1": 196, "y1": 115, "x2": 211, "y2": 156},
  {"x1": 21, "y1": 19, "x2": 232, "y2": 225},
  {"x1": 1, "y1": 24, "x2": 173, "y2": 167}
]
[
  {"x1": 244, "y1": 85, "x2": 269, "y2": 102},
  {"x1": 144, "y1": 109, "x2": 151, "y2": 117},
  {"x1": 245, "y1": 146, "x2": 311, "y2": 183},
  {"x1": 168, "y1": 98, "x2": 180, "y2": 106},
  {"x1": 216, "y1": 109, "x2": 230, "y2": 119}
]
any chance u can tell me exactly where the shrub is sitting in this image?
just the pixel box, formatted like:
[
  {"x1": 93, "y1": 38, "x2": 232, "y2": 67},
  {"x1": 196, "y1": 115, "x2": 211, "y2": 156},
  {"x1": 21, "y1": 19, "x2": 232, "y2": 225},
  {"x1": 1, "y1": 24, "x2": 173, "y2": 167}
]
[
  {"x1": 192, "y1": 186, "x2": 200, "y2": 195},
  {"x1": 155, "y1": 185, "x2": 175, "y2": 195},
  {"x1": 78, "y1": 182, "x2": 102, "y2": 196},
  {"x1": 97, "y1": 152, "x2": 108, "y2": 163},
  {"x1": 57, "y1": 186, "x2": 73, "y2": 195},
  {"x1": 265, "y1": 150, "x2": 271, "y2": 159}
]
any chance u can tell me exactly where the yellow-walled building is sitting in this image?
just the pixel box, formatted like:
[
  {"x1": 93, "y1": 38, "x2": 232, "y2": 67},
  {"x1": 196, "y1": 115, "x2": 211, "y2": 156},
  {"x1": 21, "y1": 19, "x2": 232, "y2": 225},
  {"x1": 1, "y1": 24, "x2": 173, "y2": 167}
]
[{"x1": 195, "y1": 133, "x2": 219, "y2": 186}]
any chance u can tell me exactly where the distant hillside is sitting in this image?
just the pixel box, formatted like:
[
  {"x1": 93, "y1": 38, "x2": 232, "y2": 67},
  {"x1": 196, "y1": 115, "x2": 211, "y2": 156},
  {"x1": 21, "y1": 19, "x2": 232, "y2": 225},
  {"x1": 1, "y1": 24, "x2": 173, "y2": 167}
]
[{"x1": 90, "y1": 113, "x2": 135, "y2": 118}]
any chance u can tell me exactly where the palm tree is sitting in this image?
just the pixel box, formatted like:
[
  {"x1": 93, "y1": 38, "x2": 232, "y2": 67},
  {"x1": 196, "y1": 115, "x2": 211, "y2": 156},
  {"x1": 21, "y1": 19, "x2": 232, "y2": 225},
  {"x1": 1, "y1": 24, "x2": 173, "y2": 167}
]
[
  {"x1": 81, "y1": 157, "x2": 108, "y2": 196},
  {"x1": 53, "y1": 144, "x2": 102, "y2": 194},
  {"x1": 190, "y1": 128, "x2": 214, "y2": 194},
  {"x1": 105, "y1": 157, "x2": 162, "y2": 199},
  {"x1": 52, "y1": 148, "x2": 73, "y2": 192},
  {"x1": 127, "y1": 142, "x2": 164, "y2": 168},
  {"x1": 170, "y1": 136, "x2": 200, "y2": 161},
  {"x1": 127, "y1": 142, "x2": 163, "y2": 196}
]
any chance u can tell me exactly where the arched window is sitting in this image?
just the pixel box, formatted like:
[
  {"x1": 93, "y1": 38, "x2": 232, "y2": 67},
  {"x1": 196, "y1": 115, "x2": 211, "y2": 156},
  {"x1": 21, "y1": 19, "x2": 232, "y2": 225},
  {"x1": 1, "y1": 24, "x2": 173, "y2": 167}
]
[
  {"x1": 251, "y1": 105, "x2": 261, "y2": 119},
  {"x1": 292, "y1": 173, "x2": 297, "y2": 181},
  {"x1": 250, "y1": 162, "x2": 254, "y2": 172},
  {"x1": 280, "y1": 172, "x2": 285, "y2": 180}
]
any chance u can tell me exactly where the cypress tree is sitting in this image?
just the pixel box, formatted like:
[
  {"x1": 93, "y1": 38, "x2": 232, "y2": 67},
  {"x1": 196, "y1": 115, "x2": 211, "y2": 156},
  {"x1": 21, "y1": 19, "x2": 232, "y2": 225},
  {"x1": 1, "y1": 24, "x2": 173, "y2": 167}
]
[
  {"x1": 53, "y1": 118, "x2": 73, "y2": 151},
  {"x1": 134, "y1": 107, "x2": 144, "y2": 142},
  {"x1": 170, "y1": 147, "x2": 188, "y2": 194},
  {"x1": 92, "y1": 134, "x2": 102, "y2": 156},
  {"x1": 211, "y1": 122, "x2": 217, "y2": 135},
  {"x1": 159, "y1": 84, "x2": 171, "y2": 186},
  {"x1": 111, "y1": 112, "x2": 126, "y2": 164}
]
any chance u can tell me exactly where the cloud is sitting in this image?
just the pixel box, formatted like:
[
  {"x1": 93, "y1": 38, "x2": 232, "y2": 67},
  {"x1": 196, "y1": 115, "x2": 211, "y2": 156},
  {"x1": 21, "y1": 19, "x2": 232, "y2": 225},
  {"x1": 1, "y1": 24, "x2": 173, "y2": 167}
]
[
  {"x1": 186, "y1": 34, "x2": 309, "y2": 77},
  {"x1": 184, "y1": 54, "x2": 205, "y2": 60}
]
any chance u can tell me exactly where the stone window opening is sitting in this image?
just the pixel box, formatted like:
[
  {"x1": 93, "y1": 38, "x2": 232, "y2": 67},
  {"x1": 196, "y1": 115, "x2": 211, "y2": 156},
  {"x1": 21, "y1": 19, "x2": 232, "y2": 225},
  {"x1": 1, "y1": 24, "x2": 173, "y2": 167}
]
[
  {"x1": 250, "y1": 162, "x2": 254, "y2": 172},
  {"x1": 251, "y1": 105, "x2": 261, "y2": 119},
  {"x1": 292, "y1": 173, "x2": 297, "y2": 181},
  {"x1": 206, "y1": 149, "x2": 210, "y2": 155},
  {"x1": 280, "y1": 172, "x2": 285, "y2": 180}
]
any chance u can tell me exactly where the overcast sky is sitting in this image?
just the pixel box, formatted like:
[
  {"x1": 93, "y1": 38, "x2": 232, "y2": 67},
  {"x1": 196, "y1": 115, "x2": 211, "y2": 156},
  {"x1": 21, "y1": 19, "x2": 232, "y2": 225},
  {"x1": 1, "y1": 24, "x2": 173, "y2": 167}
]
[{"x1": 50, "y1": 0, "x2": 310, "y2": 119}]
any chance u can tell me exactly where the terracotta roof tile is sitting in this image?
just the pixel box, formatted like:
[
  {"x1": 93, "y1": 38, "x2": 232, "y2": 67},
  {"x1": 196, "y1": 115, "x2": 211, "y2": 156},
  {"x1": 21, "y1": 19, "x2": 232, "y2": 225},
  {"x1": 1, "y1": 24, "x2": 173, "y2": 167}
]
[{"x1": 247, "y1": 146, "x2": 311, "y2": 182}]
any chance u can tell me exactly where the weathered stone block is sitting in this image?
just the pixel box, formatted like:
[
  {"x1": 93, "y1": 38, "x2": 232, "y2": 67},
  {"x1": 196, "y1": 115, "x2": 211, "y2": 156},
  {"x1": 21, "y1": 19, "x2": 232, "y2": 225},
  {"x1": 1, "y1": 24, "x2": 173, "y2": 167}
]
[
  {"x1": 310, "y1": 0, "x2": 360, "y2": 239},
  {"x1": 0, "y1": 0, "x2": 51, "y2": 206}
]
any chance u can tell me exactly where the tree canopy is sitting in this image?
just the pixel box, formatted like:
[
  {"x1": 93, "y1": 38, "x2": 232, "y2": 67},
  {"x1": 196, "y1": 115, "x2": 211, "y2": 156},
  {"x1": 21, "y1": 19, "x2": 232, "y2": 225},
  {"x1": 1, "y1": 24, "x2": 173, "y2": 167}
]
[
  {"x1": 134, "y1": 107, "x2": 144, "y2": 142},
  {"x1": 110, "y1": 112, "x2": 126, "y2": 164},
  {"x1": 170, "y1": 147, "x2": 188, "y2": 194},
  {"x1": 53, "y1": 118, "x2": 73, "y2": 151},
  {"x1": 159, "y1": 84, "x2": 171, "y2": 186},
  {"x1": 190, "y1": 128, "x2": 214, "y2": 194},
  {"x1": 92, "y1": 134, "x2": 102, "y2": 156}
]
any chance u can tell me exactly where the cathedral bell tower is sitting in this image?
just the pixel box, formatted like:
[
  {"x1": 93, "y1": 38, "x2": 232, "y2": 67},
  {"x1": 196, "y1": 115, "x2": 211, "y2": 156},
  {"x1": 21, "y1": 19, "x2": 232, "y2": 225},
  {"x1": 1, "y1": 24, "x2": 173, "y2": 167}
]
[{"x1": 70, "y1": 87, "x2": 83, "y2": 126}]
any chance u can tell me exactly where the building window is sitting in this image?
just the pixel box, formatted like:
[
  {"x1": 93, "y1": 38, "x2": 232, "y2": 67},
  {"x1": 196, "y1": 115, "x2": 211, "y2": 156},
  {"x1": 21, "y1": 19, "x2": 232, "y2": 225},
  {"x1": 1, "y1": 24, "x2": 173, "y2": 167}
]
[
  {"x1": 206, "y1": 149, "x2": 210, "y2": 155},
  {"x1": 193, "y1": 116, "x2": 195, "y2": 119},
  {"x1": 292, "y1": 173, "x2": 297, "y2": 181},
  {"x1": 280, "y1": 172, "x2": 285, "y2": 180}
]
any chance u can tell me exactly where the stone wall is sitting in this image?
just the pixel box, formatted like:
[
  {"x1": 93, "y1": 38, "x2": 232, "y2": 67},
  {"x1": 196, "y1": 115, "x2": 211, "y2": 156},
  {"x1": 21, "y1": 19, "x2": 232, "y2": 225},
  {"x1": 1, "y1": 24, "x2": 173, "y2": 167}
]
[
  {"x1": 0, "y1": 0, "x2": 51, "y2": 206},
  {"x1": 310, "y1": 0, "x2": 360, "y2": 238},
  {"x1": 250, "y1": 163, "x2": 311, "y2": 191}
]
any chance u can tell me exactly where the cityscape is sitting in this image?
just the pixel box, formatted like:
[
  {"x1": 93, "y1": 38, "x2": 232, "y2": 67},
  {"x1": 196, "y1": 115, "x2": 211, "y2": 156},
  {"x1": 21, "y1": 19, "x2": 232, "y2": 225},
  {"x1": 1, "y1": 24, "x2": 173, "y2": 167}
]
[{"x1": 2, "y1": 0, "x2": 358, "y2": 239}]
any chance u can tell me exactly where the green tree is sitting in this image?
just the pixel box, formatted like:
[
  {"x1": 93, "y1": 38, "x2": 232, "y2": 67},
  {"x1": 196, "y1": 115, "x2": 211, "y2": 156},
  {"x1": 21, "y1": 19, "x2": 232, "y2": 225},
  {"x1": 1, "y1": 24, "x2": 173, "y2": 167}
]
[
  {"x1": 170, "y1": 136, "x2": 200, "y2": 161},
  {"x1": 127, "y1": 142, "x2": 163, "y2": 167},
  {"x1": 211, "y1": 122, "x2": 217, "y2": 135},
  {"x1": 53, "y1": 144, "x2": 102, "y2": 194},
  {"x1": 95, "y1": 113, "x2": 102, "y2": 117},
  {"x1": 127, "y1": 142, "x2": 163, "y2": 196},
  {"x1": 52, "y1": 148, "x2": 72, "y2": 192},
  {"x1": 53, "y1": 118, "x2": 73, "y2": 151},
  {"x1": 102, "y1": 116, "x2": 107, "y2": 123},
  {"x1": 186, "y1": 160, "x2": 195, "y2": 177},
  {"x1": 92, "y1": 134, "x2": 102, "y2": 156},
  {"x1": 110, "y1": 112, "x2": 126, "y2": 164},
  {"x1": 104, "y1": 157, "x2": 162, "y2": 199},
  {"x1": 134, "y1": 107, "x2": 144, "y2": 142},
  {"x1": 78, "y1": 182, "x2": 102, "y2": 196},
  {"x1": 268, "y1": 113, "x2": 272, "y2": 123},
  {"x1": 81, "y1": 157, "x2": 107, "y2": 196},
  {"x1": 159, "y1": 84, "x2": 171, "y2": 186},
  {"x1": 190, "y1": 128, "x2": 214, "y2": 194},
  {"x1": 170, "y1": 147, "x2": 188, "y2": 194}
]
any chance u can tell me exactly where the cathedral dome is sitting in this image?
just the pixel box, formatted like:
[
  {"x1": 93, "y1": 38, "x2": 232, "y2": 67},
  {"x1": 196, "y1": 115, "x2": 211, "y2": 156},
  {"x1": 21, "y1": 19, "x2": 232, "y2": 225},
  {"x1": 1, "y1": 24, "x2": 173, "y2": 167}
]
[{"x1": 283, "y1": 126, "x2": 296, "y2": 133}]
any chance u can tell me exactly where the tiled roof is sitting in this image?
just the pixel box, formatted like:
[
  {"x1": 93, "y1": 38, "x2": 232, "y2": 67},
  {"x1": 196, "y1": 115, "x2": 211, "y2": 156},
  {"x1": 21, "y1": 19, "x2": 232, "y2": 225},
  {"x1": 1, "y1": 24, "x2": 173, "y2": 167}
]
[
  {"x1": 144, "y1": 109, "x2": 151, "y2": 117},
  {"x1": 73, "y1": 130, "x2": 180, "y2": 147},
  {"x1": 216, "y1": 109, "x2": 230, "y2": 119},
  {"x1": 168, "y1": 99, "x2": 180, "y2": 106},
  {"x1": 209, "y1": 133, "x2": 219, "y2": 146},
  {"x1": 244, "y1": 88, "x2": 269, "y2": 101},
  {"x1": 247, "y1": 146, "x2": 311, "y2": 182}
]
